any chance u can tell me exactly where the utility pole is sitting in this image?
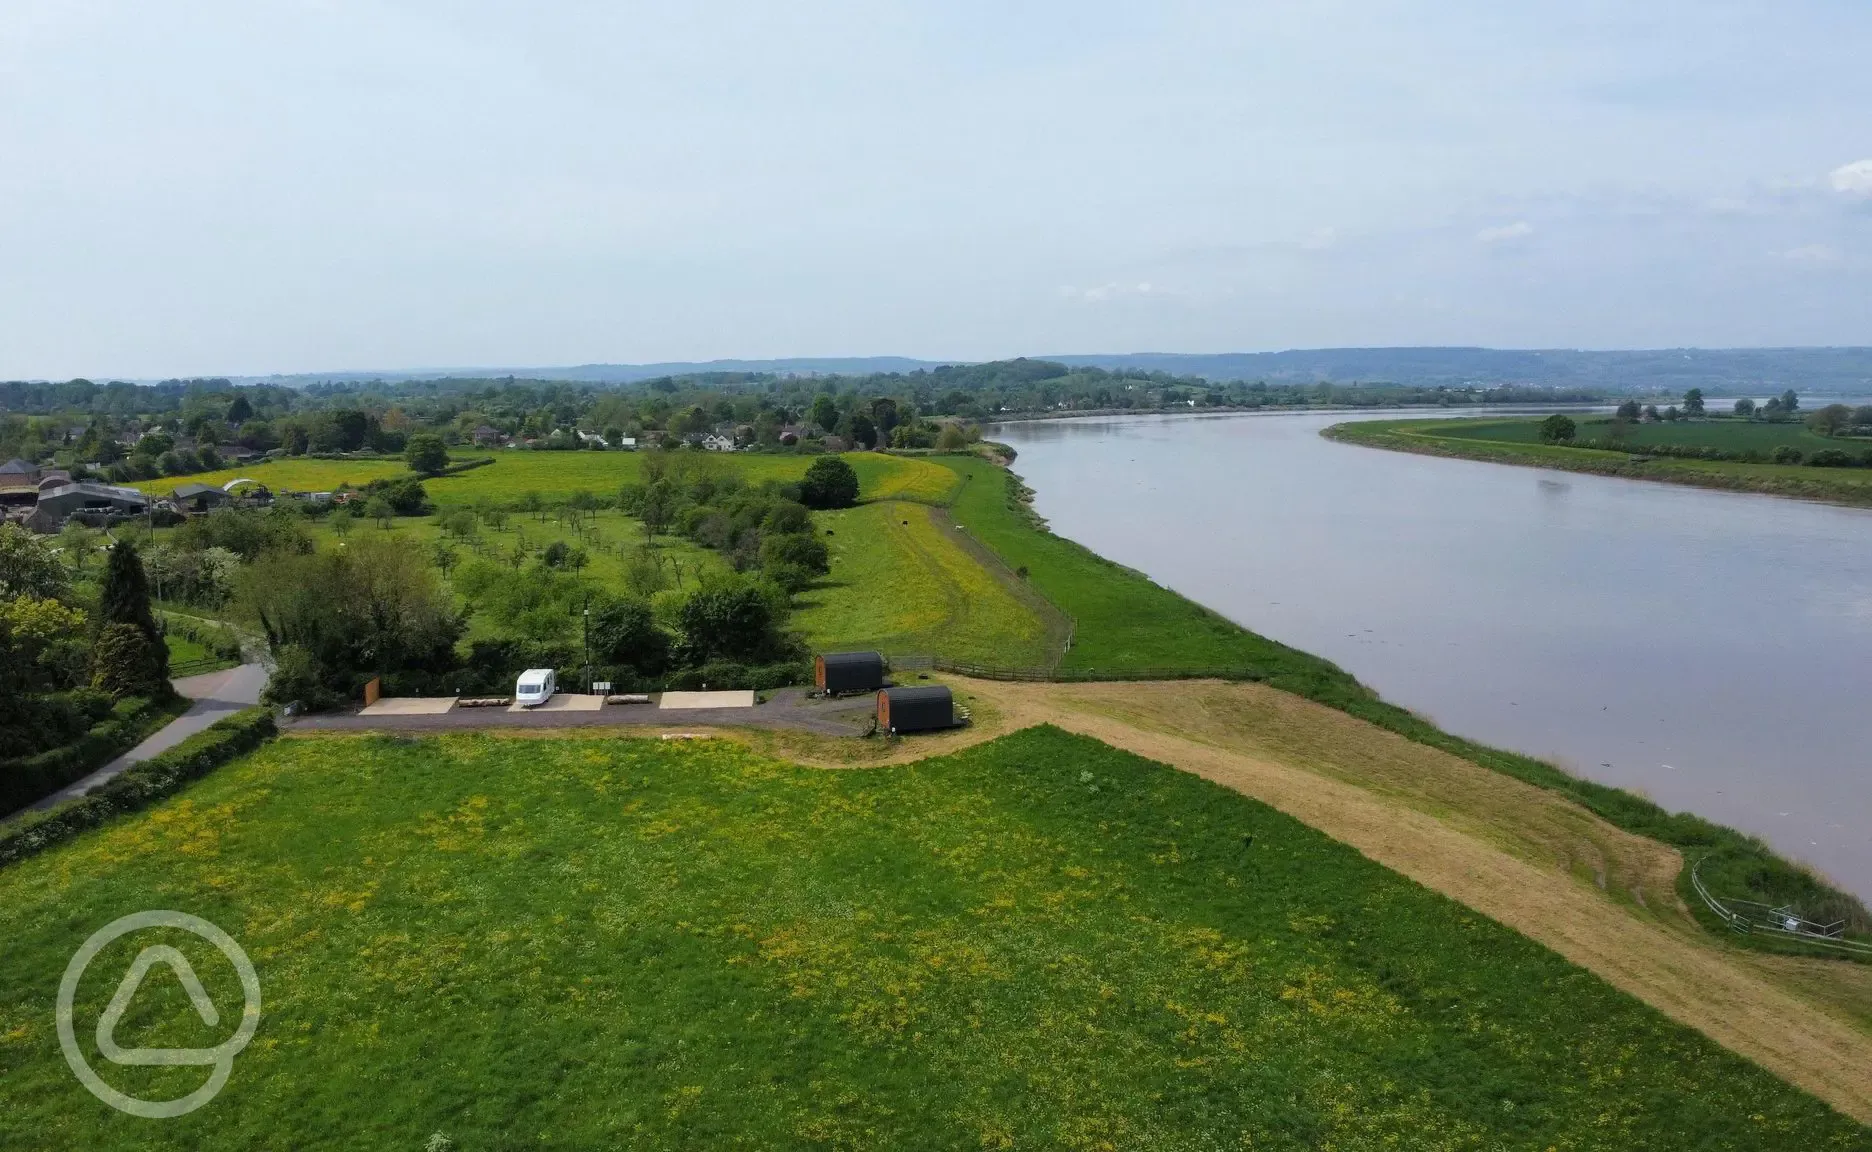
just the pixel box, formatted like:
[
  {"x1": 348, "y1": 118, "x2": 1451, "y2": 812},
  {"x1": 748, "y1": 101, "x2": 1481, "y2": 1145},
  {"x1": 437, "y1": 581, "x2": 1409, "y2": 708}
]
[{"x1": 582, "y1": 593, "x2": 592, "y2": 695}]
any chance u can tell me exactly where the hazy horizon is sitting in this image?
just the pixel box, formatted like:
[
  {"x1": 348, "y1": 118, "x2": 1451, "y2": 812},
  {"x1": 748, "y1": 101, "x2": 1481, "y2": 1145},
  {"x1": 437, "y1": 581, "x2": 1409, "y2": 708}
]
[{"x1": 4, "y1": 2, "x2": 1869, "y2": 379}]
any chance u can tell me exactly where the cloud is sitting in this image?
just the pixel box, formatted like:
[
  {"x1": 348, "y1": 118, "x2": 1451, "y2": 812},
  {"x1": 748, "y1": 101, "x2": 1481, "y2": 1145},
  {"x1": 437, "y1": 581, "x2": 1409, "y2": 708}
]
[
  {"x1": 1475, "y1": 221, "x2": 1533, "y2": 244},
  {"x1": 1830, "y1": 160, "x2": 1872, "y2": 196},
  {"x1": 1780, "y1": 244, "x2": 1843, "y2": 266},
  {"x1": 1063, "y1": 281, "x2": 1165, "y2": 302}
]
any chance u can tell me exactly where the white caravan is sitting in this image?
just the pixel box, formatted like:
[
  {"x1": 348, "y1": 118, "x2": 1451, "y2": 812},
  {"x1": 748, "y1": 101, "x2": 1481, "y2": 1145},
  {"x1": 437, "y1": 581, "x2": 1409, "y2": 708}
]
[{"x1": 514, "y1": 668, "x2": 557, "y2": 707}]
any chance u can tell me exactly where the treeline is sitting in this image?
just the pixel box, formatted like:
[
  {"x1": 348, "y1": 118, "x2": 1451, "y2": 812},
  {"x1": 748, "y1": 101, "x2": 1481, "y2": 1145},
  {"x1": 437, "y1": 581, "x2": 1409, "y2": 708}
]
[{"x1": 4, "y1": 359, "x2": 1609, "y2": 477}]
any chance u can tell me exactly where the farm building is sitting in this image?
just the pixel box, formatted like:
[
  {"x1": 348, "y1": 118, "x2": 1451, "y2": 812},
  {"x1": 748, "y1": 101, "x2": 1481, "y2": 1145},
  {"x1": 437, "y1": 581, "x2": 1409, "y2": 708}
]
[
  {"x1": 876, "y1": 685, "x2": 954, "y2": 733},
  {"x1": 28, "y1": 481, "x2": 148, "y2": 531},
  {"x1": 171, "y1": 482, "x2": 228, "y2": 512},
  {"x1": 815, "y1": 651, "x2": 886, "y2": 695}
]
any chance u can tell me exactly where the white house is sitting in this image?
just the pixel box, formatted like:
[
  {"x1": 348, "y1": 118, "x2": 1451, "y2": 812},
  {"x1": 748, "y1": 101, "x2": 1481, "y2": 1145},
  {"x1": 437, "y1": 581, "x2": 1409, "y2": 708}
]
[{"x1": 701, "y1": 433, "x2": 736, "y2": 452}]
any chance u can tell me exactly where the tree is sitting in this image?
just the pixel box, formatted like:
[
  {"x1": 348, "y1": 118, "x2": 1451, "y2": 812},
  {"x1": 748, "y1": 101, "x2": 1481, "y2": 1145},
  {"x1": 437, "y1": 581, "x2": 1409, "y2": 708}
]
[
  {"x1": 847, "y1": 411, "x2": 878, "y2": 449},
  {"x1": 95, "y1": 539, "x2": 167, "y2": 695},
  {"x1": 1806, "y1": 404, "x2": 1852, "y2": 437},
  {"x1": 869, "y1": 397, "x2": 900, "y2": 442},
  {"x1": 284, "y1": 425, "x2": 310, "y2": 455},
  {"x1": 1682, "y1": 388, "x2": 1705, "y2": 416},
  {"x1": 1642, "y1": 404, "x2": 1660, "y2": 421},
  {"x1": 936, "y1": 423, "x2": 969, "y2": 451},
  {"x1": 226, "y1": 394, "x2": 254, "y2": 425},
  {"x1": 1733, "y1": 398, "x2": 1756, "y2": 417},
  {"x1": 1537, "y1": 414, "x2": 1576, "y2": 444},
  {"x1": 639, "y1": 481, "x2": 678, "y2": 539},
  {"x1": 364, "y1": 496, "x2": 395, "y2": 529},
  {"x1": 810, "y1": 394, "x2": 839, "y2": 433},
  {"x1": 239, "y1": 535, "x2": 461, "y2": 710},
  {"x1": 432, "y1": 543, "x2": 458, "y2": 582},
  {"x1": 800, "y1": 456, "x2": 859, "y2": 509},
  {"x1": 331, "y1": 508, "x2": 354, "y2": 538},
  {"x1": 92, "y1": 622, "x2": 165, "y2": 700},
  {"x1": 0, "y1": 523, "x2": 69, "y2": 600},
  {"x1": 100, "y1": 539, "x2": 162, "y2": 649},
  {"x1": 441, "y1": 510, "x2": 478, "y2": 541},
  {"x1": 590, "y1": 597, "x2": 669, "y2": 674},
  {"x1": 678, "y1": 579, "x2": 778, "y2": 663},
  {"x1": 1780, "y1": 389, "x2": 1800, "y2": 415},
  {"x1": 404, "y1": 433, "x2": 450, "y2": 476}
]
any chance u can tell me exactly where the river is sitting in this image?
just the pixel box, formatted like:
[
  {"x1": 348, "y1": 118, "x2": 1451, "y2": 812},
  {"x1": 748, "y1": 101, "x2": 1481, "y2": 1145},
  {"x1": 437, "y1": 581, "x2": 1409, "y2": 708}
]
[{"x1": 990, "y1": 410, "x2": 1872, "y2": 901}]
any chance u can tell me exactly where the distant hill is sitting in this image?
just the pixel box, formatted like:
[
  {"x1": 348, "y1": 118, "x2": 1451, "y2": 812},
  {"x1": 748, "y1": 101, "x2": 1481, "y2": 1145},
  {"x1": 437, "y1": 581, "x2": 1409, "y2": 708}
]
[
  {"x1": 1046, "y1": 348, "x2": 1872, "y2": 393},
  {"x1": 234, "y1": 356, "x2": 951, "y2": 388},
  {"x1": 221, "y1": 347, "x2": 1872, "y2": 394}
]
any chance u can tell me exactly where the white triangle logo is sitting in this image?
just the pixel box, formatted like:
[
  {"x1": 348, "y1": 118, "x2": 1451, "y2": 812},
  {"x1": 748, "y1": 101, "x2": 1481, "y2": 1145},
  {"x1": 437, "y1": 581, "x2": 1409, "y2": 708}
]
[{"x1": 96, "y1": 945, "x2": 224, "y2": 1067}]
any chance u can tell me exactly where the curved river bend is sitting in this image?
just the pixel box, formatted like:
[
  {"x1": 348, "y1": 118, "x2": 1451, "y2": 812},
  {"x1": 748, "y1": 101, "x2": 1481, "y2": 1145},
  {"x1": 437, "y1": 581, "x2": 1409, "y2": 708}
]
[{"x1": 992, "y1": 411, "x2": 1872, "y2": 900}]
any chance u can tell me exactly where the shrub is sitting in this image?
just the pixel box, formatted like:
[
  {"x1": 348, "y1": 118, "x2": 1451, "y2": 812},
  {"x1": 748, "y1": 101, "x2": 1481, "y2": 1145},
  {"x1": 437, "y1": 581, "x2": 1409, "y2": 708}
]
[
  {"x1": 1771, "y1": 445, "x2": 1804, "y2": 465},
  {"x1": 0, "y1": 695, "x2": 176, "y2": 814},
  {"x1": 1537, "y1": 414, "x2": 1576, "y2": 444},
  {"x1": 360, "y1": 475, "x2": 430, "y2": 515},
  {"x1": 1807, "y1": 449, "x2": 1853, "y2": 468},
  {"x1": 0, "y1": 708, "x2": 276, "y2": 869},
  {"x1": 760, "y1": 531, "x2": 829, "y2": 580}
]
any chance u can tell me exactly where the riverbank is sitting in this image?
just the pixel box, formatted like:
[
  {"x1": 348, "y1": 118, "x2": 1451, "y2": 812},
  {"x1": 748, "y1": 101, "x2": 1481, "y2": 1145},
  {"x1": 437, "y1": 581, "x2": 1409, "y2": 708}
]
[
  {"x1": 1325, "y1": 416, "x2": 1872, "y2": 508},
  {"x1": 928, "y1": 452, "x2": 1872, "y2": 958}
]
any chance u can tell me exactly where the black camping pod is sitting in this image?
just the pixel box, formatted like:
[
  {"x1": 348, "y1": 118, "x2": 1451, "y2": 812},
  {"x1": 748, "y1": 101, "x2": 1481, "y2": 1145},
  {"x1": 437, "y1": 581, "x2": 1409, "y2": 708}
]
[
  {"x1": 876, "y1": 685, "x2": 953, "y2": 732},
  {"x1": 816, "y1": 651, "x2": 886, "y2": 694}
]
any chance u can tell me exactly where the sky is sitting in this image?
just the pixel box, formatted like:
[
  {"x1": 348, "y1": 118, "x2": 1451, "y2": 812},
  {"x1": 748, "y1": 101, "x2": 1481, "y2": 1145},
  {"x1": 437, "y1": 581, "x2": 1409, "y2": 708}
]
[{"x1": 2, "y1": 0, "x2": 1870, "y2": 379}]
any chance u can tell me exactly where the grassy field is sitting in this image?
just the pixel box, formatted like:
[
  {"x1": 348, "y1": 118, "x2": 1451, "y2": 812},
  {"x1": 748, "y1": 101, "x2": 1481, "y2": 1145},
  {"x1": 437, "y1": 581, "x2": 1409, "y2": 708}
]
[
  {"x1": 1436, "y1": 415, "x2": 1858, "y2": 454},
  {"x1": 1, "y1": 726, "x2": 1859, "y2": 1149},
  {"x1": 132, "y1": 451, "x2": 959, "y2": 508},
  {"x1": 791, "y1": 502, "x2": 1057, "y2": 665},
  {"x1": 1329, "y1": 418, "x2": 1872, "y2": 507}
]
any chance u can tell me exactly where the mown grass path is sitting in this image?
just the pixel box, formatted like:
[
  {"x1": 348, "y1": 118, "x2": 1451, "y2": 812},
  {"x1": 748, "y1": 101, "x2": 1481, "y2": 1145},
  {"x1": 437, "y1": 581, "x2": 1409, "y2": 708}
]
[{"x1": 792, "y1": 501, "x2": 1060, "y2": 666}]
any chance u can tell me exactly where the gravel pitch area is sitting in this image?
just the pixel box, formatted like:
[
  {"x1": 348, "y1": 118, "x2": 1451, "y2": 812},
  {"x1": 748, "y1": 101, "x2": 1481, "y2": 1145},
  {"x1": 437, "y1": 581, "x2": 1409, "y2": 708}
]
[{"x1": 287, "y1": 687, "x2": 877, "y2": 738}]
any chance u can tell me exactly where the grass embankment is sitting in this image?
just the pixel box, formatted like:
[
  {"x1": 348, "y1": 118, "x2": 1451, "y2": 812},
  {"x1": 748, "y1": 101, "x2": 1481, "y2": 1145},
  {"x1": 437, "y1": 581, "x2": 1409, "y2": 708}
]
[
  {"x1": 1325, "y1": 417, "x2": 1872, "y2": 507},
  {"x1": 792, "y1": 501, "x2": 1057, "y2": 665},
  {"x1": 2, "y1": 727, "x2": 1861, "y2": 1149},
  {"x1": 132, "y1": 451, "x2": 960, "y2": 507},
  {"x1": 931, "y1": 455, "x2": 1872, "y2": 954}
]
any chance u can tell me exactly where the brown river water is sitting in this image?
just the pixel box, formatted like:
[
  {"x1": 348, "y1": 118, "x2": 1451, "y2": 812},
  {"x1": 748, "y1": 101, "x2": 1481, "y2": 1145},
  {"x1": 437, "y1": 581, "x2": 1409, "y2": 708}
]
[{"x1": 991, "y1": 410, "x2": 1872, "y2": 900}]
